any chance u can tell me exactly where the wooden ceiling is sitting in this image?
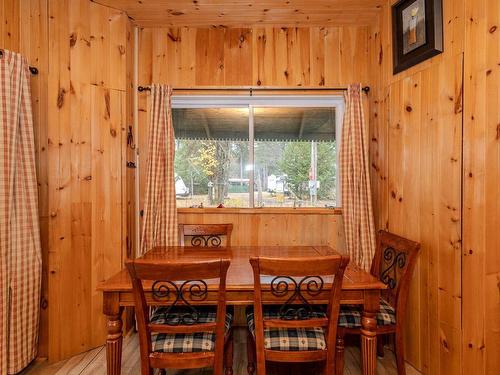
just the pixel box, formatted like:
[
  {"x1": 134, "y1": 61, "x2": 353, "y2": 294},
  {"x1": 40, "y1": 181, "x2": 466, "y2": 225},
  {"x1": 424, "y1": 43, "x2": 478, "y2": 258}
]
[{"x1": 93, "y1": 0, "x2": 384, "y2": 27}]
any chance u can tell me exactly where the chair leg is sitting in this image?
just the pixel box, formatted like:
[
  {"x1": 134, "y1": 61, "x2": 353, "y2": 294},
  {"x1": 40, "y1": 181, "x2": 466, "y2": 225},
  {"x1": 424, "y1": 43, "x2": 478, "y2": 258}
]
[
  {"x1": 395, "y1": 331, "x2": 406, "y2": 375},
  {"x1": 325, "y1": 354, "x2": 335, "y2": 375},
  {"x1": 225, "y1": 332, "x2": 234, "y2": 375},
  {"x1": 335, "y1": 334, "x2": 345, "y2": 375},
  {"x1": 246, "y1": 330, "x2": 256, "y2": 375},
  {"x1": 256, "y1": 358, "x2": 265, "y2": 375},
  {"x1": 377, "y1": 334, "x2": 385, "y2": 357}
]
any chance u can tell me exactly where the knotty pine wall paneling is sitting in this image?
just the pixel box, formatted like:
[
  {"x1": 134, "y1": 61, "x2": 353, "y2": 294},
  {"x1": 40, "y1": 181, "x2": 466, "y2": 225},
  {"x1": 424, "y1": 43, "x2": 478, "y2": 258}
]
[
  {"x1": 138, "y1": 26, "x2": 370, "y2": 88},
  {"x1": 2, "y1": 1, "x2": 131, "y2": 361},
  {"x1": 178, "y1": 209, "x2": 346, "y2": 250},
  {"x1": 1, "y1": 0, "x2": 50, "y2": 358},
  {"x1": 370, "y1": 1, "x2": 464, "y2": 374},
  {"x1": 45, "y1": 0, "x2": 129, "y2": 362},
  {"x1": 463, "y1": 0, "x2": 500, "y2": 373}
]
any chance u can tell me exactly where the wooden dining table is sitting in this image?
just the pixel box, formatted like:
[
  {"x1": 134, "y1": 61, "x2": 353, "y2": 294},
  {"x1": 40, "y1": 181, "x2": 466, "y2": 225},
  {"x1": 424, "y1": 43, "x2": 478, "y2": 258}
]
[{"x1": 98, "y1": 245, "x2": 386, "y2": 375}]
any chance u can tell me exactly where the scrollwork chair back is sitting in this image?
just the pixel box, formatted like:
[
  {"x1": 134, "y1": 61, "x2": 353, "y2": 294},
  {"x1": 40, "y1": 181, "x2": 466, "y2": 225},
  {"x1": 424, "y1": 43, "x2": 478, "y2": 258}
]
[
  {"x1": 249, "y1": 255, "x2": 349, "y2": 373},
  {"x1": 370, "y1": 230, "x2": 421, "y2": 314},
  {"x1": 126, "y1": 258, "x2": 230, "y2": 374},
  {"x1": 178, "y1": 224, "x2": 233, "y2": 247}
]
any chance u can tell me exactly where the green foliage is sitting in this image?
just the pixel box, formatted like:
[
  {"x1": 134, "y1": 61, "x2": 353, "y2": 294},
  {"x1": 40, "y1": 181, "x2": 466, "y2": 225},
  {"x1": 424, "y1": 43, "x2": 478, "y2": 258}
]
[
  {"x1": 174, "y1": 140, "x2": 209, "y2": 195},
  {"x1": 176, "y1": 139, "x2": 337, "y2": 204},
  {"x1": 175, "y1": 140, "x2": 239, "y2": 203},
  {"x1": 279, "y1": 142, "x2": 337, "y2": 200},
  {"x1": 254, "y1": 141, "x2": 286, "y2": 175}
]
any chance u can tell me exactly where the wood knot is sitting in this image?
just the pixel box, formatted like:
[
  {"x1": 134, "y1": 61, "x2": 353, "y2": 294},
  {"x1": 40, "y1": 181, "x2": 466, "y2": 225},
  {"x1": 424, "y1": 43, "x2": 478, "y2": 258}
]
[
  {"x1": 57, "y1": 88, "x2": 66, "y2": 109},
  {"x1": 69, "y1": 33, "x2": 77, "y2": 47},
  {"x1": 405, "y1": 105, "x2": 412, "y2": 112},
  {"x1": 167, "y1": 32, "x2": 179, "y2": 42},
  {"x1": 104, "y1": 90, "x2": 111, "y2": 120},
  {"x1": 110, "y1": 128, "x2": 117, "y2": 137},
  {"x1": 489, "y1": 25, "x2": 497, "y2": 33}
]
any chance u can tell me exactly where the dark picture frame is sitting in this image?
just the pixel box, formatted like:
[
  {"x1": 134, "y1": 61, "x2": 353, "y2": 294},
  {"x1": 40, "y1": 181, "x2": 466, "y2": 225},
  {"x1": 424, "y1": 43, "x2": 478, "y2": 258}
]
[{"x1": 392, "y1": 0, "x2": 443, "y2": 74}]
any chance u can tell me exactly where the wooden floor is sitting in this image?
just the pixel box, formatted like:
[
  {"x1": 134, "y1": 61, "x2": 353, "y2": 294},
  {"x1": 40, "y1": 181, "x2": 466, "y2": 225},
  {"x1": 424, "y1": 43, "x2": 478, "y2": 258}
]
[{"x1": 22, "y1": 328, "x2": 420, "y2": 375}]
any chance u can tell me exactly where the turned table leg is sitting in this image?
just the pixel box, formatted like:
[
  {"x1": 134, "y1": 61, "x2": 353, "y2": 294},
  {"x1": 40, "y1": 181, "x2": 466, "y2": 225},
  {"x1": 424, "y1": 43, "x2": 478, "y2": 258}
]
[
  {"x1": 361, "y1": 291, "x2": 379, "y2": 375},
  {"x1": 104, "y1": 292, "x2": 124, "y2": 375}
]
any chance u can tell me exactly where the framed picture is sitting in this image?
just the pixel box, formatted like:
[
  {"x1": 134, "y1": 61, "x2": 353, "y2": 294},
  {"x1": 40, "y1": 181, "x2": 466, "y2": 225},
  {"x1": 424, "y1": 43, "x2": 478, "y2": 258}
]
[{"x1": 392, "y1": 0, "x2": 443, "y2": 74}]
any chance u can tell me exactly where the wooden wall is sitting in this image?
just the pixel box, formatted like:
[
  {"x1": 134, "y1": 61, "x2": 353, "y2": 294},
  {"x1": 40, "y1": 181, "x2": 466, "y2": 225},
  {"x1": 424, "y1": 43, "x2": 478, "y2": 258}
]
[
  {"x1": 369, "y1": 0, "x2": 464, "y2": 373},
  {"x1": 45, "y1": 0, "x2": 132, "y2": 362},
  {"x1": 463, "y1": 0, "x2": 500, "y2": 373},
  {"x1": 1, "y1": 0, "x2": 50, "y2": 359},
  {"x1": 371, "y1": 0, "x2": 500, "y2": 374},
  {"x1": 178, "y1": 208, "x2": 346, "y2": 250},
  {"x1": 137, "y1": 26, "x2": 370, "y2": 87},
  {"x1": 1, "y1": 0, "x2": 133, "y2": 363}
]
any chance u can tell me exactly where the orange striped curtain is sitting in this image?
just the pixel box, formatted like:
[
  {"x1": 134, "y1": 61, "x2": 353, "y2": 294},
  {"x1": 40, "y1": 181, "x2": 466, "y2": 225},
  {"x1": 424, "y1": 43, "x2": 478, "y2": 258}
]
[
  {"x1": 339, "y1": 84, "x2": 376, "y2": 271},
  {"x1": 0, "y1": 50, "x2": 42, "y2": 374},
  {"x1": 140, "y1": 85, "x2": 178, "y2": 255}
]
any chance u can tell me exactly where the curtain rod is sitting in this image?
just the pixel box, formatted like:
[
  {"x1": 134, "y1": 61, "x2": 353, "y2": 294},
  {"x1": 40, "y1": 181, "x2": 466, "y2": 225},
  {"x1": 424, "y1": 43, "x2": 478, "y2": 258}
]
[
  {"x1": 0, "y1": 50, "x2": 38, "y2": 75},
  {"x1": 137, "y1": 86, "x2": 370, "y2": 94}
]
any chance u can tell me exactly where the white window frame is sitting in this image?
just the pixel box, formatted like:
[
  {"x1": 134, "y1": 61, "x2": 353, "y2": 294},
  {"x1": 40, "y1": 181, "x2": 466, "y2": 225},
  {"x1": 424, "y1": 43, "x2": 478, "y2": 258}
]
[{"x1": 171, "y1": 95, "x2": 344, "y2": 208}]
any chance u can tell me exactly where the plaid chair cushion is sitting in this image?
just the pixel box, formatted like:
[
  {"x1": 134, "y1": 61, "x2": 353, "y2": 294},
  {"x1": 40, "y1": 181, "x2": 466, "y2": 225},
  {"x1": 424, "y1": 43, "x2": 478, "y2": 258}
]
[
  {"x1": 151, "y1": 306, "x2": 232, "y2": 353},
  {"x1": 338, "y1": 299, "x2": 396, "y2": 328},
  {"x1": 246, "y1": 306, "x2": 327, "y2": 351}
]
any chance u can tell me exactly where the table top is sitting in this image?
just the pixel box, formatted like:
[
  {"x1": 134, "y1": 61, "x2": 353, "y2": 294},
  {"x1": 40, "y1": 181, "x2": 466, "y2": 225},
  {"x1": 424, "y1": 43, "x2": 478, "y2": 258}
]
[{"x1": 98, "y1": 246, "x2": 385, "y2": 292}]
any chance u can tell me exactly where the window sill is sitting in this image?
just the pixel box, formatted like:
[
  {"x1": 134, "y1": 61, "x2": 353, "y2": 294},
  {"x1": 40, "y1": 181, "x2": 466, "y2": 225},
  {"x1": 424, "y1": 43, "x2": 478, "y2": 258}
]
[{"x1": 177, "y1": 207, "x2": 342, "y2": 215}]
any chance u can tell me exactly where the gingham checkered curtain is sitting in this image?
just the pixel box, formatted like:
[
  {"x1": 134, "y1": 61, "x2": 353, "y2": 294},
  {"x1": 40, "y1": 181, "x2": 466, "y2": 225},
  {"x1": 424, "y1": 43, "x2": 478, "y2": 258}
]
[
  {"x1": 140, "y1": 85, "x2": 178, "y2": 255},
  {"x1": 339, "y1": 84, "x2": 376, "y2": 271},
  {"x1": 0, "y1": 50, "x2": 42, "y2": 374}
]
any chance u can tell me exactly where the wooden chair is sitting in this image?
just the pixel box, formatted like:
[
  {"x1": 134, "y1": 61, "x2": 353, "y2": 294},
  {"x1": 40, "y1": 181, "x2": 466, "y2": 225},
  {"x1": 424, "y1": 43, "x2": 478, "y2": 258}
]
[
  {"x1": 336, "y1": 230, "x2": 421, "y2": 375},
  {"x1": 125, "y1": 258, "x2": 234, "y2": 375},
  {"x1": 178, "y1": 223, "x2": 233, "y2": 247},
  {"x1": 246, "y1": 255, "x2": 350, "y2": 375}
]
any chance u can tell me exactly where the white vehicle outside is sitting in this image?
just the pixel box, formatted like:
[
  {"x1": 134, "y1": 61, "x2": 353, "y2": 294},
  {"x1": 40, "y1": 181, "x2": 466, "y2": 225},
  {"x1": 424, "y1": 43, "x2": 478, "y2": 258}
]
[{"x1": 175, "y1": 174, "x2": 190, "y2": 197}]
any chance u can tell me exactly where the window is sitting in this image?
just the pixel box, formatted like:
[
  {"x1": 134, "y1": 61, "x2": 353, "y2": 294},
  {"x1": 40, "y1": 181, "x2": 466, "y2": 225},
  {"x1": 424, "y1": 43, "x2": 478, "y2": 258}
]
[{"x1": 172, "y1": 96, "x2": 344, "y2": 208}]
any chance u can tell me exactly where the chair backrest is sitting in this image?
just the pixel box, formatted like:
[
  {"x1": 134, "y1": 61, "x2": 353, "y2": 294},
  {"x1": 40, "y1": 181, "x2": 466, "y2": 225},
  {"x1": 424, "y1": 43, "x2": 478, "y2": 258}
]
[
  {"x1": 370, "y1": 230, "x2": 420, "y2": 314},
  {"x1": 126, "y1": 258, "x2": 230, "y2": 373},
  {"x1": 250, "y1": 255, "x2": 349, "y2": 362},
  {"x1": 178, "y1": 223, "x2": 233, "y2": 247}
]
